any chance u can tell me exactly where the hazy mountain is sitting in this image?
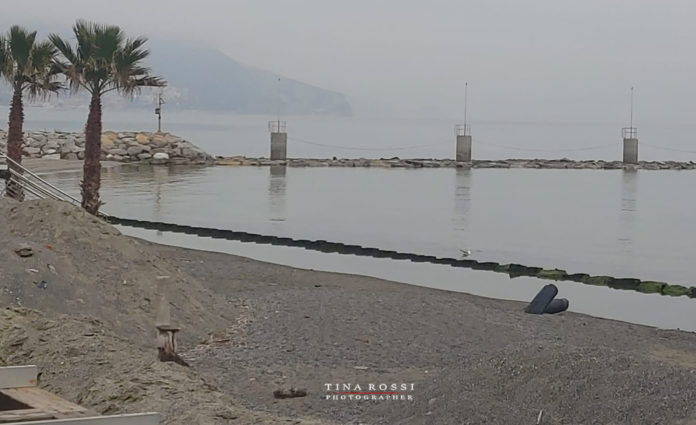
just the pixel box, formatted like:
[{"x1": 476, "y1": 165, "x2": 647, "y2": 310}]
[{"x1": 0, "y1": 38, "x2": 352, "y2": 116}]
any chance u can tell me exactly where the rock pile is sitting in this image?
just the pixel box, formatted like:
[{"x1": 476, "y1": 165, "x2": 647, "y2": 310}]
[
  {"x1": 0, "y1": 129, "x2": 213, "y2": 165},
  {"x1": 215, "y1": 156, "x2": 696, "y2": 170}
]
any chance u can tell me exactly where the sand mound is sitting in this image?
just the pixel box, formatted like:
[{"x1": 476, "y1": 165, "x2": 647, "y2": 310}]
[
  {"x1": 0, "y1": 198, "x2": 329, "y2": 424},
  {"x1": 0, "y1": 198, "x2": 231, "y2": 346},
  {"x1": 0, "y1": 307, "x2": 326, "y2": 425}
]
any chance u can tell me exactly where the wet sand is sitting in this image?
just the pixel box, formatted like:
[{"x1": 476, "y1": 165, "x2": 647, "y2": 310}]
[{"x1": 22, "y1": 158, "x2": 122, "y2": 174}]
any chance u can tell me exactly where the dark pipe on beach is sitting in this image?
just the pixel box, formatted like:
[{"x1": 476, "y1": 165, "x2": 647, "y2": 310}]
[{"x1": 544, "y1": 298, "x2": 570, "y2": 314}]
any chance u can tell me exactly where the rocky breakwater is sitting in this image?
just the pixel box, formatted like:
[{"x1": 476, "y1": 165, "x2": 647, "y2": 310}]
[
  {"x1": 215, "y1": 156, "x2": 696, "y2": 170},
  {"x1": 0, "y1": 129, "x2": 213, "y2": 165}
]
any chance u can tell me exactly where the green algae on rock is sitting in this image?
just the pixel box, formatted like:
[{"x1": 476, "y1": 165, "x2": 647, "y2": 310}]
[
  {"x1": 662, "y1": 285, "x2": 689, "y2": 297},
  {"x1": 537, "y1": 269, "x2": 569, "y2": 281},
  {"x1": 585, "y1": 276, "x2": 613, "y2": 286},
  {"x1": 637, "y1": 281, "x2": 667, "y2": 294}
]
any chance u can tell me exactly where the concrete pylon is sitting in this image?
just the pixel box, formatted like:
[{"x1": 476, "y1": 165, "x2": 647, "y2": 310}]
[
  {"x1": 269, "y1": 120, "x2": 287, "y2": 160},
  {"x1": 622, "y1": 128, "x2": 638, "y2": 164},
  {"x1": 455, "y1": 124, "x2": 472, "y2": 162}
]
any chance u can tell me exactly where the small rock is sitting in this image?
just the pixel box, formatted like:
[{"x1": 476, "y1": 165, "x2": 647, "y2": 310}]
[
  {"x1": 15, "y1": 246, "x2": 34, "y2": 257},
  {"x1": 273, "y1": 388, "x2": 307, "y2": 399}
]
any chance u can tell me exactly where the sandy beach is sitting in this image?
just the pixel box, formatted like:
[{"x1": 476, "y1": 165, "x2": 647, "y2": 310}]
[{"x1": 2, "y1": 198, "x2": 696, "y2": 424}]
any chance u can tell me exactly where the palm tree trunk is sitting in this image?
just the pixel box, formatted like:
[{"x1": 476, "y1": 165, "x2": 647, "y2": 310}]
[
  {"x1": 5, "y1": 84, "x2": 25, "y2": 200},
  {"x1": 82, "y1": 92, "x2": 102, "y2": 215}
]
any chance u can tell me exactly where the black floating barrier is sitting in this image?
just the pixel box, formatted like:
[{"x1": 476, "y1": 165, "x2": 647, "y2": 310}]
[{"x1": 107, "y1": 216, "x2": 695, "y2": 299}]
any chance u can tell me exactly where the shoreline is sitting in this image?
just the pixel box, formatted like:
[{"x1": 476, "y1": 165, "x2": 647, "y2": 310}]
[
  {"x1": 112, "y1": 216, "x2": 695, "y2": 298},
  {"x1": 23, "y1": 158, "x2": 123, "y2": 175},
  {"x1": 2, "y1": 199, "x2": 696, "y2": 424}
]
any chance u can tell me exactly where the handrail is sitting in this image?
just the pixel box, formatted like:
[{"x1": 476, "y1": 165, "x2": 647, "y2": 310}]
[
  {"x1": 1, "y1": 154, "x2": 82, "y2": 205},
  {"x1": 0, "y1": 153, "x2": 109, "y2": 217}
]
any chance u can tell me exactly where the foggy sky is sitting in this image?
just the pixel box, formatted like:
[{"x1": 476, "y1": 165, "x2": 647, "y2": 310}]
[{"x1": 2, "y1": 0, "x2": 696, "y2": 124}]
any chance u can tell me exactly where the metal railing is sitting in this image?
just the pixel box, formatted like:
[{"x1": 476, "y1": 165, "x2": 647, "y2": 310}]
[
  {"x1": 455, "y1": 124, "x2": 471, "y2": 137},
  {"x1": 268, "y1": 120, "x2": 287, "y2": 133},
  {"x1": 0, "y1": 153, "x2": 108, "y2": 216},
  {"x1": 622, "y1": 127, "x2": 638, "y2": 139}
]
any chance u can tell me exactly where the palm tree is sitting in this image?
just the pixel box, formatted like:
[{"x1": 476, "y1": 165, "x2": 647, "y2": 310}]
[
  {"x1": 50, "y1": 21, "x2": 164, "y2": 214},
  {"x1": 0, "y1": 26, "x2": 61, "y2": 200}
]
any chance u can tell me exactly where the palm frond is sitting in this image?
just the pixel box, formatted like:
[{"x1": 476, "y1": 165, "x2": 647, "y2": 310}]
[
  {"x1": 0, "y1": 35, "x2": 10, "y2": 81},
  {"x1": 8, "y1": 26, "x2": 37, "y2": 70},
  {"x1": 24, "y1": 41, "x2": 62, "y2": 101},
  {"x1": 73, "y1": 20, "x2": 95, "y2": 63},
  {"x1": 48, "y1": 34, "x2": 77, "y2": 64},
  {"x1": 94, "y1": 24, "x2": 124, "y2": 63},
  {"x1": 1, "y1": 27, "x2": 60, "y2": 99},
  {"x1": 49, "y1": 20, "x2": 165, "y2": 98}
]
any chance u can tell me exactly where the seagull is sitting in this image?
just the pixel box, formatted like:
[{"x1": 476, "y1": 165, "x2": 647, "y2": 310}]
[{"x1": 460, "y1": 249, "x2": 472, "y2": 257}]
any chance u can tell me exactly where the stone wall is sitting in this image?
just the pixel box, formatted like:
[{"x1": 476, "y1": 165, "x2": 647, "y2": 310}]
[{"x1": 0, "y1": 130, "x2": 213, "y2": 165}]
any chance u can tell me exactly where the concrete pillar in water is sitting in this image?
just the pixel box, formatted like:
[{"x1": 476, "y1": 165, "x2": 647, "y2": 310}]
[
  {"x1": 456, "y1": 135, "x2": 472, "y2": 162},
  {"x1": 269, "y1": 120, "x2": 287, "y2": 160},
  {"x1": 622, "y1": 128, "x2": 638, "y2": 164},
  {"x1": 270, "y1": 132, "x2": 287, "y2": 160},
  {"x1": 455, "y1": 124, "x2": 472, "y2": 162}
]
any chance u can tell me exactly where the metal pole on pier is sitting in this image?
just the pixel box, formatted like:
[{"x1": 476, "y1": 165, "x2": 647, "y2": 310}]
[
  {"x1": 155, "y1": 93, "x2": 165, "y2": 133},
  {"x1": 269, "y1": 78, "x2": 287, "y2": 160},
  {"x1": 622, "y1": 87, "x2": 638, "y2": 164},
  {"x1": 455, "y1": 82, "x2": 472, "y2": 162}
]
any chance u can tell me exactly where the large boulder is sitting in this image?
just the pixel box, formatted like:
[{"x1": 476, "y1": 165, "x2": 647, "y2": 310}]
[
  {"x1": 101, "y1": 131, "x2": 119, "y2": 149},
  {"x1": 108, "y1": 148, "x2": 128, "y2": 156},
  {"x1": 43, "y1": 140, "x2": 60, "y2": 151},
  {"x1": 22, "y1": 146, "x2": 41, "y2": 156},
  {"x1": 60, "y1": 142, "x2": 82, "y2": 154},
  {"x1": 135, "y1": 133, "x2": 150, "y2": 144},
  {"x1": 126, "y1": 145, "x2": 146, "y2": 156}
]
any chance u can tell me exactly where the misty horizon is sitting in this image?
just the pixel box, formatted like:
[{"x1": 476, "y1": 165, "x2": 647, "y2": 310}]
[{"x1": 1, "y1": 1, "x2": 695, "y2": 126}]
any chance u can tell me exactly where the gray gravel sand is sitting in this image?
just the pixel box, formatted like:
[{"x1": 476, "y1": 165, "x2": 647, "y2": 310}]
[{"x1": 163, "y1": 245, "x2": 696, "y2": 425}]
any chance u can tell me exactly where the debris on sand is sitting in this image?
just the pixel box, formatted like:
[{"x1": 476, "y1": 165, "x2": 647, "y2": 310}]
[
  {"x1": 273, "y1": 388, "x2": 308, "y2": 399},
  {"x1": 14, "y1": 245, "x2": 34, "y2": 257}
]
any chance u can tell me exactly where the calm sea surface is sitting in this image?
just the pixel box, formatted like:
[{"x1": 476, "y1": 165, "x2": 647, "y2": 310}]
[
  {"x1": 43, "y1": 165, "x2": 696, "y2": 332},
  {"x1": 45, "y1": 165, "x2": 695, "y2": 285},
  {"x1": 14, "y1": 108, "x2": 696, "y2": 331}
]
